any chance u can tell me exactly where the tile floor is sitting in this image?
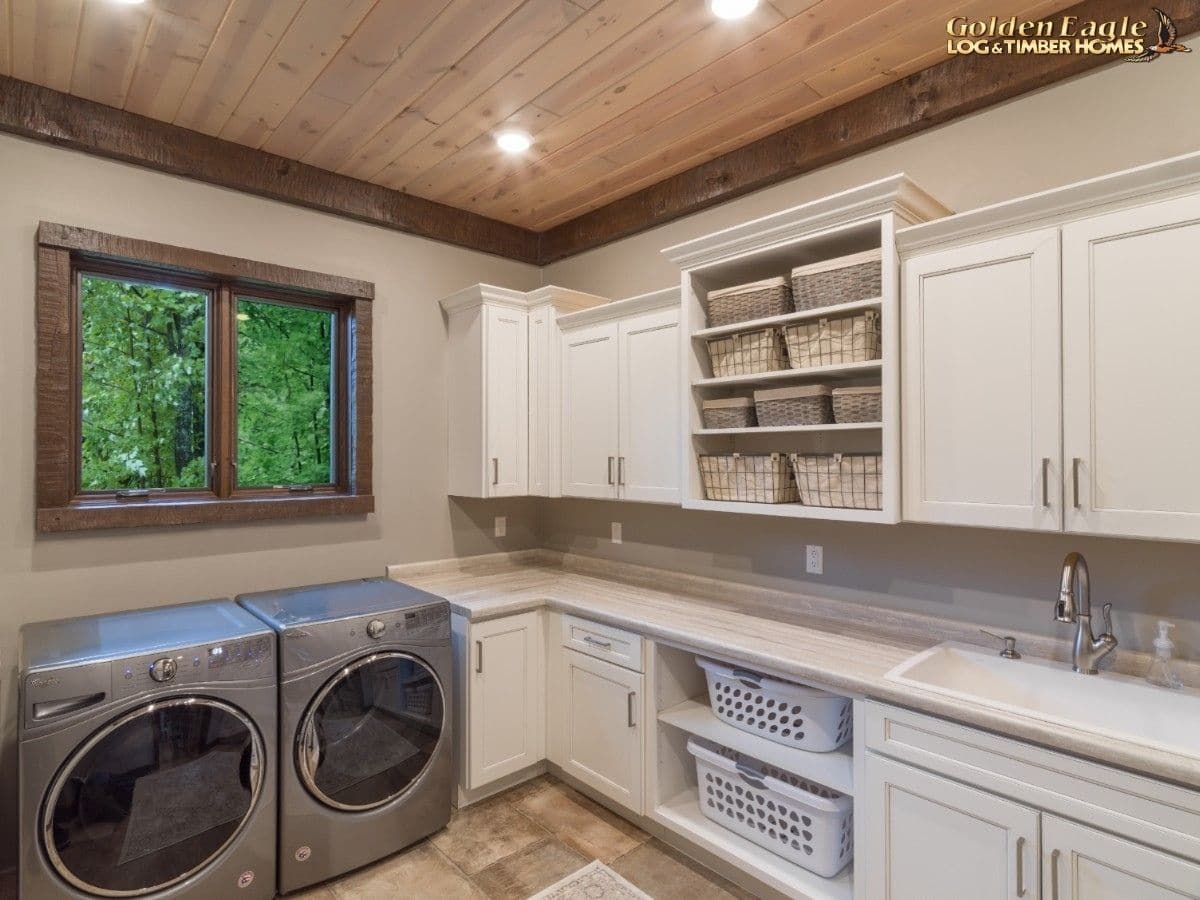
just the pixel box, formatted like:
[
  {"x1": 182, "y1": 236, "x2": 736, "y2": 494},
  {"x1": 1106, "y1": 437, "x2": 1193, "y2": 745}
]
[{"x1": 301, "y1": 774, "x2": 756, "y2": 900}]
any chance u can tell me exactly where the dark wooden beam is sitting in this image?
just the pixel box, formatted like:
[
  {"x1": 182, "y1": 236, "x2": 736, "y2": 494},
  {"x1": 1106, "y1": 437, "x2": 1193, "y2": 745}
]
[
  {"x1": 0, "y1": 76, "x2": 540, "y2": 265},
  {"x1": 537, "y1": 0, "x2": 1200, "y2": 263}
]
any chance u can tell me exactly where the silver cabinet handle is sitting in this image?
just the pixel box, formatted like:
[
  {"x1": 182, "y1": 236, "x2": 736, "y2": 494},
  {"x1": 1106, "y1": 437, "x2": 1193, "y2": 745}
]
[
  {"x1": 475, "y1": 640, "x2": 483, "y2": 674},
  {"x1": 1041, "y1": 458, "x2": 1050, "y2": 508},
  {"x1": 608, "y1": 456, "x2": 615, "y2": 485},
  {"x1": 627, "y1": 691, "x2": 636, "y2": 727},
  {"x1": 618, "y1": 456, "x2": 626, "y2": 486},
  {"x1": 1050, "y1": 848, "x2": 1061, "y2": 900},
  {"x1": 1016, "y1": 836, "x2": 1026, "y2": 897},
  {"x1": 583, "y1": 635, "x2": 612, "y2": 649},
  {"x1": 492, "y1": 457, "x2": 499, "y2": 486},
  {"x1": 1072, "y1": 458, "x2": 1082, "y2": 509}
]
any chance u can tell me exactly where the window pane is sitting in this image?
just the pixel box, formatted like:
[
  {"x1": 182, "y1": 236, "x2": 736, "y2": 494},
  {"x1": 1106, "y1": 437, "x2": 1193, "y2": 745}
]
[
  {"x1": 80, "y1": 274, "x2": 208, "y2": 491},
  {"x1": 236, "y1": 298, "x2": 334, "y2": 486}
]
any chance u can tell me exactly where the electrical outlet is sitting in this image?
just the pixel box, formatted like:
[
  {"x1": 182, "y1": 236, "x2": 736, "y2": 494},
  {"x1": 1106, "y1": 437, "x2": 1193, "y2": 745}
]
[
  {"x1": 494, "y1": 516, "x2": 506, "y2": 538},
  {"x1": 806, "y1": 544, "x2": 823, "y2": 575},
  {"x1": 611, "y1": 522, "x2": 623, "y2": 544}
]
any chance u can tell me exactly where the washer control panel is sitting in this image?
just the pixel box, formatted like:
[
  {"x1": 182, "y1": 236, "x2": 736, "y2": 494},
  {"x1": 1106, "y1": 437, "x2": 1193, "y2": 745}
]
[
  {"x1": 148, "y1": 657, "x2": 178, "y2": 682},
  {"x1": 111, "y1": 635, "x2": 273, "y2": 696}
]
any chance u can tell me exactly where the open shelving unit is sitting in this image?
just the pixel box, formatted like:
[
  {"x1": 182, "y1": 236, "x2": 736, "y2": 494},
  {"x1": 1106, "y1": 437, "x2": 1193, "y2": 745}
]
[
  {"x1": 662, "y1": 175, "x2": 950, "y2": 524},
  {"x1": 650, "y1": 643, "x2": 857, "y2": 900}
]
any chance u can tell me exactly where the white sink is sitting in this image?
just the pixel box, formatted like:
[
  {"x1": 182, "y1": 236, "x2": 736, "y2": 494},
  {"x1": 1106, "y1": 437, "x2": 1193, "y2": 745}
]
[{"x1": 886, "y1": 642, "x2": 1200, "y2": 760}]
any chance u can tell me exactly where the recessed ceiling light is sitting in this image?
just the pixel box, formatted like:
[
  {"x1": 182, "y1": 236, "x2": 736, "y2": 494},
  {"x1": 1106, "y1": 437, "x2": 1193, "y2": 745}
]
[
  {"x1": 709, "y1": 0, "x2": 758, "y2": 19},
  {"x1": 495, "y1": 130, "x2": 532, "y2": 154}
]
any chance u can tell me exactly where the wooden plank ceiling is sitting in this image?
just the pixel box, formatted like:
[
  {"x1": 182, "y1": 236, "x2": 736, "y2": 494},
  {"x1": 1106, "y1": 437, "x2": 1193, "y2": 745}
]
[{"x1": 2, "y1": 0, "x2": 1077, "y2": 233}]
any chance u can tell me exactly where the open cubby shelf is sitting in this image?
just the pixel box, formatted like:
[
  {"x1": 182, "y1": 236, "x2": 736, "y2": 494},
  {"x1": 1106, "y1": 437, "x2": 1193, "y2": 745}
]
[{"x1": 691, "y1": 296, "x2": 883, "y2": 340}]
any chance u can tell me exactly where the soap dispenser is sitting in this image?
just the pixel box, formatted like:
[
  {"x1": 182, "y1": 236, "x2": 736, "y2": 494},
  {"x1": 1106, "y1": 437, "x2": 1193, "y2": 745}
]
[{"x1": 1146, "y1": 620, "x2": 1183, "y2": 689}]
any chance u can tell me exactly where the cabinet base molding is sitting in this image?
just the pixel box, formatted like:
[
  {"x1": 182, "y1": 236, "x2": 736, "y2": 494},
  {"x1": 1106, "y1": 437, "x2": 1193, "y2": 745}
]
[{"x1": 455, "y1": 761, "x2": 548, "y2": 810}]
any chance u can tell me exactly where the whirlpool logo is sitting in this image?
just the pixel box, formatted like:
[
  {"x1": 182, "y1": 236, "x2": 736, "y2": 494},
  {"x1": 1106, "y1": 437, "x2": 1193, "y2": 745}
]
[{"x1": 945, "y1": 7, "x2": 1191, "y2": 60}]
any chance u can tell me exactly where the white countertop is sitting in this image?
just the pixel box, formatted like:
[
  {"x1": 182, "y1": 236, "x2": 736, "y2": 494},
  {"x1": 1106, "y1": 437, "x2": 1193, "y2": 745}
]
[{"x1": 388, "y1": 550, "x2": 1200, "y2": 790}]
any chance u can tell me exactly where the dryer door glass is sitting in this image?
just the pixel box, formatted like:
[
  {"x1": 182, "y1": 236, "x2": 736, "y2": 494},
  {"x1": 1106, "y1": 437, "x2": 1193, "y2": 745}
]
[
  {"x1": 298, "y1": 651, "x2": 445, "y2": 810},
  {"x1": 42, "y1": 697, "x2": 264, "y2": 897}
]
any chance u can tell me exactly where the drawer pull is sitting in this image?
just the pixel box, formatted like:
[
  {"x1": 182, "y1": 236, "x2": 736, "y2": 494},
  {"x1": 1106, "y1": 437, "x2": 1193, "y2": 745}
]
[
  {"x1": 627, "y1": 691, "x2": 636, "y2": 727},
  {"x1": 583, "y1": 635, "x2": 613, "y2": 649}
]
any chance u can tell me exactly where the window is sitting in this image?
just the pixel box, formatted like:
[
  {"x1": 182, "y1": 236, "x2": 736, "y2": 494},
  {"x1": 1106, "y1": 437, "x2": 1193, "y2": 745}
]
[{"x1": 37, "y1": 223, "x2": 373, "y2": 531}]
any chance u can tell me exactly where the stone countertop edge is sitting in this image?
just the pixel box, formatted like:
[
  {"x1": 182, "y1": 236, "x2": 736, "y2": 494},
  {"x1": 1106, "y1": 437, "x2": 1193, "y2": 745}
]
[{"x1": 385, "y1": 551, "x2": 1200, "y2": 791}]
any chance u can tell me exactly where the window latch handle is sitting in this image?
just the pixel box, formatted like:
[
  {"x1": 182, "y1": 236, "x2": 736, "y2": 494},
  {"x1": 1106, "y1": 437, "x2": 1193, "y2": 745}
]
[
  {"x1": 115, "y1": 488, "x2": 165, "y2": 500},
  {"x1": 287, "y1": 484, "x2": 315, "y2": 493}
]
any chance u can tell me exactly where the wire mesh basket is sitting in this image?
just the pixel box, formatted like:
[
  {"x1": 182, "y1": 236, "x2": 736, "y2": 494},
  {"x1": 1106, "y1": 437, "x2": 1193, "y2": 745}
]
[
  {"x1": 706, "y1": 277, "x2": 793, "y2": 327},
  {"x1": 831, "y1": 385, "x2": 882, "y2": 423},
  {"x1": 702, "y1": 397, "x2": 757, "y2": 430},
  {"x1": 791, "y1": 248, "x2": 882, "y2": 311},
  {"x1": 706, "y1": 328, "x2": 787, "y2": 378},
  {"x1": 754, "y1": 384, "x2": 833, "y2": 427},
  {"x1": 783, "y1": 310, "x2": 880, "y2": 370},
  {"x1": 688, "y1": 735, "x2": 854, "y2": 877},
  {"x1": 698, "y1": 453, "x2": 798, "y2": 503},
  {"x1": 789, "y1": 453, "x2": 882, "y2": 510}
]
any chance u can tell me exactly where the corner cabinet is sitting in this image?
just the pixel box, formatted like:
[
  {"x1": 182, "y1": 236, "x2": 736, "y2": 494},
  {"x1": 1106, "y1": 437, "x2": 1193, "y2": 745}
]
[
  {"x1": 452, "y1": 611, "x2": 545, "y2": 793},
  {"x1": 441, "y1": 284, "x2": 607, "y2": 499},
  {"x1": 560, "y1": 289, "x2": 681, "y2": 504},
  {"x1": 900, "y1": 157, "x2": 1200, "y2": 543}
]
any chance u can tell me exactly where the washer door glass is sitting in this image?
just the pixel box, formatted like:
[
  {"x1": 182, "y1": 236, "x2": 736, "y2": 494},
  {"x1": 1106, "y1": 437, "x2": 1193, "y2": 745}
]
[
  {"x1": 43, "y1": 698, "x2": 264, "y2": 897},
  {"x1": 298, "y1": 652, "x2": 444, "y2": 810}
]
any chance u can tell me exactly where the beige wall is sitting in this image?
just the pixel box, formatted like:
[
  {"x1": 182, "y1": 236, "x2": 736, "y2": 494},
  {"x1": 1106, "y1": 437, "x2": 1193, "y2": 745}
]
[
  {"x1": 0, "y1": 133, "x2": 543, "y2": 862},
  {"x1": 539, "y1": 55, "x2": 1200, "y2": 653}
]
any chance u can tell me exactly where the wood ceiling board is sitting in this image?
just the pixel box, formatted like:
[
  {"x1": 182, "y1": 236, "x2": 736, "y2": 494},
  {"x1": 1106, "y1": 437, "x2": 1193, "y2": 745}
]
[
  {"x1": 123, "y1": 1, "x2": 233, "y2": 122},
  {"x1": 434, "y1": 0, "x2": 787, "y2": 211},
  {"x1": 385, "y1": 0, "x2": 675, "y2": 193},
  {"x1": 217, "y1": 0, "x2": 378, "y2": 148},
  {"x1": 0, "y1": 75, "x2": 539, "y2": 262},
  {"x1": 172, "y1": 0, "x2": 305, "y2": 136},
  {"x1": 517, "y1": 0, "x2": 1000, "y2": 227},
  {"x1": 465, "y1": 0, "x2": 898, "y2": 223},
  {"x1": 68, "y1": 0, "x2": 152, "y2": 108},
  {"x1": 261, "y1": 0, "x2": 451, "y2": 161},
  {"x1": 303, "y1": 0, "x2": 528, "y2": 177}
]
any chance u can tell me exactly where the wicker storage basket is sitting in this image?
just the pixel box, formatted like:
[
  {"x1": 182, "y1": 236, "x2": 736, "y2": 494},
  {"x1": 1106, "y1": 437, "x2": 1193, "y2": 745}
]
[
  {"x1": 832, "y1": 385, "x2": 882, "y2": 424},
  {"x1": 783, "y1": 310, "x2": 880, "y2": 370},
  {"x1": 753, "y1": 384, "x2": 833, "y2": 427},
  {"x1": 791, "y1": 248, "x2": 882, "y2": 311},
  {"x1": 706, "y1": 277, "x2": 793, "y2": 327},
  {"x1": 706, "y1": 328, "x2": 787, "y2": 378},
  {"x1": 702, "y1": 397, "x2": 757, "y2": 430},
  {"x1": 699, "y1": 453, "x2": 799, "y2": 503},
  {"x1": 789, "y1": 453, "x2": 882, "y2": 510}
]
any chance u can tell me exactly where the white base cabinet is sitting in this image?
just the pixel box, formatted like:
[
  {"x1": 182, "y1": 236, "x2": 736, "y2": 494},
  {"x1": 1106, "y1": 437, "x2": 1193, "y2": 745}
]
[
  {"x1": 1043, "y1": 816, "x2": 1200, "y2": 900},
  {"x1": 453, "y1": 611, "x2": 545, "y2": 792}
]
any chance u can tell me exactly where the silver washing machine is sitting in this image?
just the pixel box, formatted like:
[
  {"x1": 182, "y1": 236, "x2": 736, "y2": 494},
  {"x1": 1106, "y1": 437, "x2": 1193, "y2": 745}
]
[
  {"x1": 19, "y1": 600, "x2": 277, "y2": 900},
  {"x1": 237, "y1": 578, "x2": 452, "y2": 894}
]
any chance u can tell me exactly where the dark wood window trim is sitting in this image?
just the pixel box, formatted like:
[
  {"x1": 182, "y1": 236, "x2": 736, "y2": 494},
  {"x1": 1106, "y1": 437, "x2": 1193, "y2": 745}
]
[{"x1": 36, "y1": 222, "x2": 374, "y2": 533}]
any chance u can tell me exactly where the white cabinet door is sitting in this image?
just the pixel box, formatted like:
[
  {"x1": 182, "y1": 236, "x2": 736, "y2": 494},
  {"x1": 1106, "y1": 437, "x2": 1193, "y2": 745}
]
[
  {"x1": 561, "y1": 321, "x2": 620, "y2": 499},
  {"x1": 485, "y1": 304, "x2": 528, "y2": 497},
  {"x1": 1062, "y1": 194, "x2": 1200, "y2": 541},
  {"x1": 903, "y1": 229, "x2": 1062, "y2": 530},
  {"x1": 468, "y1": 612, "x2": 544, "y2": 789},
  {"x1": 863, "y1": 753, "x2": 1040, "y2": 900},
  {"x1": 1044, "y1": 816, "x2": 1200, "y2": 899},
  {"x1": 560, "y1": 648, "x2": 643, "y2": 813},
  {"x1": 618, "y1": 307, "x2": 680, "y2": 504}
]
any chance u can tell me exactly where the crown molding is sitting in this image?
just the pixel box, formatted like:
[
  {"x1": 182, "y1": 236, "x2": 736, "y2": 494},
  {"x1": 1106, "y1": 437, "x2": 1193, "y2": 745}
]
[
  {"x1": 556, "y1": 286, "x2": 680, "y2": 329},
  {"x1": 526, "y1": 285, "x2": 611, "y2": 314},
  {"x1": 438, "y1": 283, "x2": 531, "y2": 315}
]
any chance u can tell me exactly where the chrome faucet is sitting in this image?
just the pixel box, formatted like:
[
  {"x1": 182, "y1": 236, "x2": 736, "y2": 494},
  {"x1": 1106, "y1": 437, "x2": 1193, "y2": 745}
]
[{"x1": 1054, "y1": 552, "x2": 1118, "y2": 674}]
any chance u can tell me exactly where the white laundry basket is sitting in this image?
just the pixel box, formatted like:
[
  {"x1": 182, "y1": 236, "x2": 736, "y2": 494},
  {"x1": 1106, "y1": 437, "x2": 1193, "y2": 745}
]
[
  {"x1": 697, "y1": 658, "x2": 852, "y2": 751},
  {"x1": 687, "y1": 736, "x2": 854, "y2": 877}
]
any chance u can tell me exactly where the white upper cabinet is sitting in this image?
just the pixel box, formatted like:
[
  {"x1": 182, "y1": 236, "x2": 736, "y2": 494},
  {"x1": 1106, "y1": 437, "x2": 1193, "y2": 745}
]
[
  {"x1": 1062, "y1": 193, "x2": 1200, "y2": 541},
  {"x1": 560, "y1": 289, "x2": 681, "y2": 503},
  {"x1": 561, "y1": 320, "x2": 621, "y2": 499},
  {"x1": 619, "y1": 307, "x2": 681, "y2": 504},
  {"x1": 903, "y1": 229, "x2": 1062, "y2": 530},
  {"x1": 441, "y1": 284, "x2": 606, "y2": 499}
]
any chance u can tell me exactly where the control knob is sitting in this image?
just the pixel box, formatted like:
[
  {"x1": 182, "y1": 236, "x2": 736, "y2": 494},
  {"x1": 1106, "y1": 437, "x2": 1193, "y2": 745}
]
[
  {"x1": 366, "y1": 619, "x2": 386, "y2": 639},
  {"x1": 149, "y1": 657, "x2": 178, "y2": 683}
]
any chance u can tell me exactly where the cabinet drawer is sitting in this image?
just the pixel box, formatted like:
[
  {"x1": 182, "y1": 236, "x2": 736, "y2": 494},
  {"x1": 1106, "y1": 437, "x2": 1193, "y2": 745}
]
[
  {"x1": 562, "y1": 614, "x2": 643, "y2": 672},
  {"x1": 864, "y1": 701, "x2": 1200, "y2": 863}
]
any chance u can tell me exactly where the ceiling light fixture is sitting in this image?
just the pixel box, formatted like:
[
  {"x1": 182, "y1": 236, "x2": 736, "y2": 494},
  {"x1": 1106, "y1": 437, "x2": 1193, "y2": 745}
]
[
  {"x1": 495, "y1": 130, "x2": 532, "y2": 154},
  {"x1": 709, "y1": 0, "x2": 758, "y2": 19}
]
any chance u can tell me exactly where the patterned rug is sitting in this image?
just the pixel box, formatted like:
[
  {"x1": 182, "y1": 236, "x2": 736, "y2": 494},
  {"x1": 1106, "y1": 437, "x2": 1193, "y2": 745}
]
[{"x1": 528, "y1": 861, "x2": 653, "y2": 900}]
